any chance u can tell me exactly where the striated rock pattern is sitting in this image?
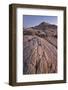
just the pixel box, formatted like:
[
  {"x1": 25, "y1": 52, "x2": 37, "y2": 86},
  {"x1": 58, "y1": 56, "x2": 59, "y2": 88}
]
[{"x1": 23, "y1": 22, "x2": 57, "y2": 74}]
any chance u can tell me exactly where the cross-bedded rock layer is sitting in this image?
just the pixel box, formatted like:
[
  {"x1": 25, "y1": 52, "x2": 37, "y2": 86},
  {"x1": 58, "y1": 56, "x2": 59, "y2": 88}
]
[{"x1": 23, "y1": 22, "x2": 57, "y2": 74}]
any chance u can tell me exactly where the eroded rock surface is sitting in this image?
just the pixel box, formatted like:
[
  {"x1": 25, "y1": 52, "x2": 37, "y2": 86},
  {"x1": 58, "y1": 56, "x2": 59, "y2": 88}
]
[{"x1": 23, "y1": 22, "x2": 57, "y2": 74}]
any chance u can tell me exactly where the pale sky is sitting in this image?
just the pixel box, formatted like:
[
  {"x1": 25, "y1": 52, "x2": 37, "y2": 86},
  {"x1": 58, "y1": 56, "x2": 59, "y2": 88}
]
[{"x1": 23, "y1": 15, "x2": 57, "y2": 28}]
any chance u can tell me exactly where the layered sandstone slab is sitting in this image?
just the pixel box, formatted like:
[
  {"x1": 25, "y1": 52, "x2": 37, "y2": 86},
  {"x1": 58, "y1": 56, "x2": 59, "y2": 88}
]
[{"x1": 23, "y1": 22, "x2": 57, "y2": 74}]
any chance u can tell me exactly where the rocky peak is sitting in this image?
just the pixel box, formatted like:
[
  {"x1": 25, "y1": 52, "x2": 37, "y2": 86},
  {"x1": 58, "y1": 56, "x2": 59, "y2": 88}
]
[{"x1": 38, "y1": 22, "x2": 49, "y2": 26}]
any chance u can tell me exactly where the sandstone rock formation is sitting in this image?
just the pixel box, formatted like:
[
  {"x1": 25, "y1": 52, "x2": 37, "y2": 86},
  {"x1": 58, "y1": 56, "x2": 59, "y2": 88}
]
[{"x1": 23, "y1": 22, "x2": 57, "y2": 74}]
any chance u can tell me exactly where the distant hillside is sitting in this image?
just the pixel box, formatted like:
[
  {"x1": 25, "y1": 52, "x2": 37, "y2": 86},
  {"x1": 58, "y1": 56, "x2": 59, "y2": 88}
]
[{"x1": 31, "y1": 22, "x2": 57, "y2": 30}]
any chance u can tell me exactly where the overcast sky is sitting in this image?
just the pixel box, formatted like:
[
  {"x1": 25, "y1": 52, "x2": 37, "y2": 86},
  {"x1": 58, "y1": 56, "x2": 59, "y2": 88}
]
[{"x1": 23, "y1": 15, "x2": 57, "y2": 28}]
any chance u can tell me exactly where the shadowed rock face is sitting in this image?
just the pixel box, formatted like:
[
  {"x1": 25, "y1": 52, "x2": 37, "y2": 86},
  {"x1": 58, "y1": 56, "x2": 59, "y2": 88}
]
[{"x1": 23, "y1": 22, "x2": 57, "y2": 74}]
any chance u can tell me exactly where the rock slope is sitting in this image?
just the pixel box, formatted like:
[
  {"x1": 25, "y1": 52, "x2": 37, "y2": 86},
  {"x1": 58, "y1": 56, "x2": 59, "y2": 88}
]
[{"x1": 23, "y1": 22, "x2": 57, "y2": 74}]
